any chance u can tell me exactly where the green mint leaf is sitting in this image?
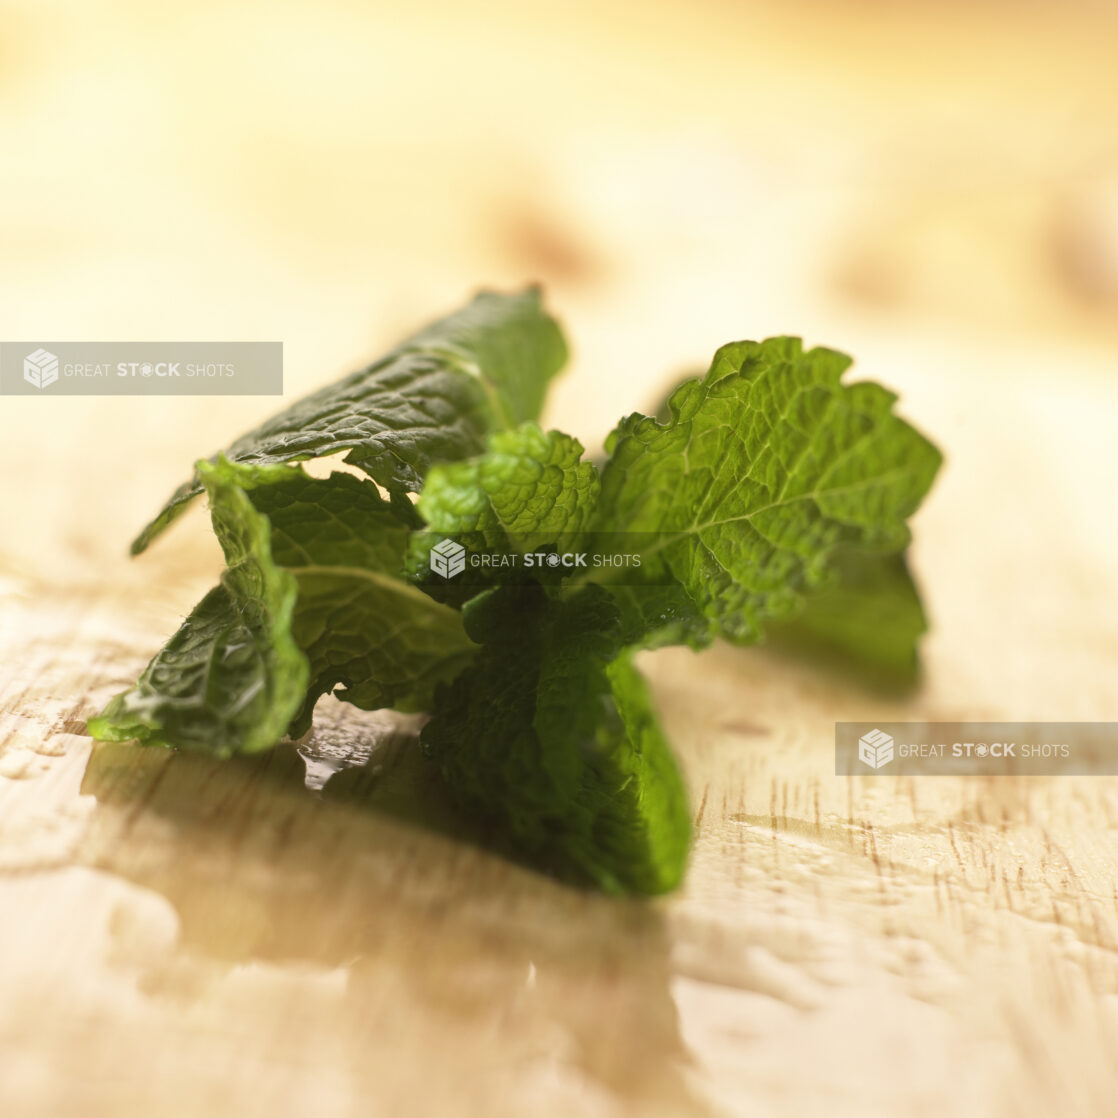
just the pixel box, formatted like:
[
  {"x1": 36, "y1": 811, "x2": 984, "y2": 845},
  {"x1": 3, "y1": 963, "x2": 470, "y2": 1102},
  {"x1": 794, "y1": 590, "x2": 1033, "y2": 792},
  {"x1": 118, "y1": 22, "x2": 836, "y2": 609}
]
[
  {"x1": 411, "y1": 422, "x2": 599, "y2": 568},
  {"x1": 421, "y1": 585, "x2": 691, "y2": 895},
  {"x1": 89, "y1": 467, "x2": 308, "y2": 755},
  {"x1": 132, "y1": 288, "x2": 567, "y2": 554},
  {"x1": 595, "y1": 336, "x2": 942, "y2": 645},
  {"x1": 93, "y1": 457, "x2": 475, "y2": 753},
  {"x1": 221, "y1": 458, "x2": 476, "y2": 734},
  {"x1": 604, "y1": 583, "x2": 716, "y2": 651},
  {"x1": 766, "y1": 548, "x2": 930, "y2": 690}
]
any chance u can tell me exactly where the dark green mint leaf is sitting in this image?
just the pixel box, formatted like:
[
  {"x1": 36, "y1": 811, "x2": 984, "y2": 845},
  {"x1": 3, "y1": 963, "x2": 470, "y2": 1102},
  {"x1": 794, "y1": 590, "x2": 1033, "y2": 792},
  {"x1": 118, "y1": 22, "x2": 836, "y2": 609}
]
[
  {"x1": 89, "y1": 465, "x2": 307, "y2": 755},
  {"x1": 421, "y1": 584, "x2": 691, "y2": 895},
  {"x1": 93, "y1": 457, "x2": 475, "y2": 753},
  {"x1": 225, "y1": 458, "x2": 476, "y2": 734},
  {"x1": 132, "y1": 288, "x2": 567, "y2": 554}
]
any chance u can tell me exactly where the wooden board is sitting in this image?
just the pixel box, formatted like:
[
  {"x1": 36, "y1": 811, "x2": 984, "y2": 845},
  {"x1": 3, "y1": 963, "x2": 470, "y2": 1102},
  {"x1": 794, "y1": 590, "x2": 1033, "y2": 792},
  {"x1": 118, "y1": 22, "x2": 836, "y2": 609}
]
[{"x1": 3, "y1": 2, "x2": 1118, "y2": 1115}]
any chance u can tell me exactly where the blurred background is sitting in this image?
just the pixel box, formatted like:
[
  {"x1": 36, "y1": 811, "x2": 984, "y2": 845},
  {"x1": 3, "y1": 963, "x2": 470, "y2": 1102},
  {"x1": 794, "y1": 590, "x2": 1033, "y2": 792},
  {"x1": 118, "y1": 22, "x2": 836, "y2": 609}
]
[
  {"x1": 3, "y1": 0, "x2": 1117, "y2": 589},
  {"x1": 3, "y1": 2, "x2": 1118, "y2": 1116}
]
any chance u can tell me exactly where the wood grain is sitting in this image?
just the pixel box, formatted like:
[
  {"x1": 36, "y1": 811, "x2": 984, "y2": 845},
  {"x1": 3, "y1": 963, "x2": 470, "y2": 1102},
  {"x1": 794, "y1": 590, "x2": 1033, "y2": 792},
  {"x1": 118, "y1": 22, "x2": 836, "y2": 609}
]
[{"x1": 3, "y1": 1, "x2": 1118, "y2": 1114}]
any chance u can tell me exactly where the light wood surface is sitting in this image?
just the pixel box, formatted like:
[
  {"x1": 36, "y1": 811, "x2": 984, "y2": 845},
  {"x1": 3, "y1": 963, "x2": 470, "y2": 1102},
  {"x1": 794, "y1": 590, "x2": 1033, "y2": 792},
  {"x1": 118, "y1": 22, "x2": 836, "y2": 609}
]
[{"x1": 3, "y1": 2, "x2": 1118, "y2": 1115}]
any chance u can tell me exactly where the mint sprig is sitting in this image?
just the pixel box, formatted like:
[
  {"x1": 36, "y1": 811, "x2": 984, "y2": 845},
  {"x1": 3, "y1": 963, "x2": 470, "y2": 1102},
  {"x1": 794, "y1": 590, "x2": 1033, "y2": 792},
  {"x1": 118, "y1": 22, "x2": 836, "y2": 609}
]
[{"x1": 92, "y1": 290, "x2": 941, "y2": 893}]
